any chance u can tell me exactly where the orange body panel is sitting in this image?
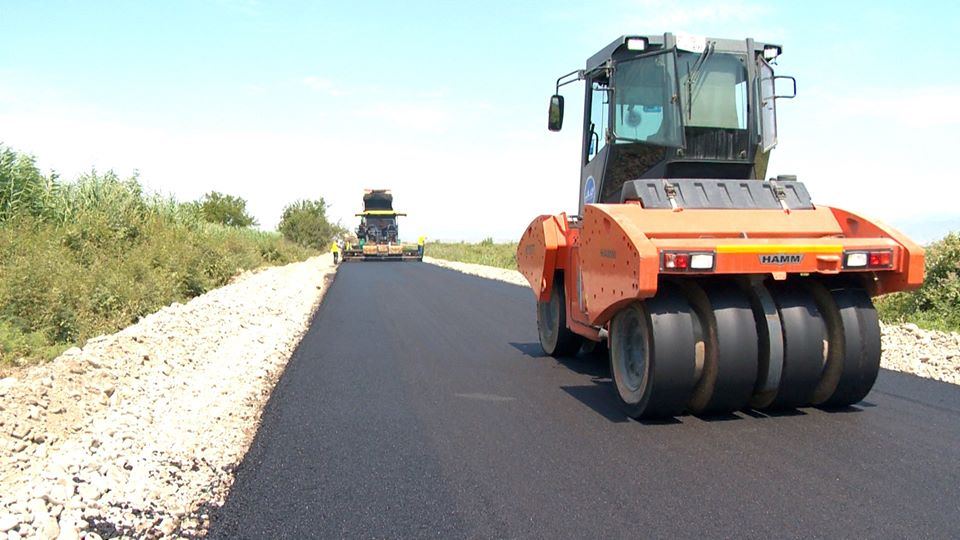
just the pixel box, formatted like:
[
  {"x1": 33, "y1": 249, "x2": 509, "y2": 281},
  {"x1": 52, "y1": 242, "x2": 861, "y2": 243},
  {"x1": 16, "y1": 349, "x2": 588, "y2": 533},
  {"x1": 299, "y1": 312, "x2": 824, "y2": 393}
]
[
  {"x1": 516, "y1": 203, "x2": 925, "y2": 330},
  {"x1": 517, "y1": 213, "x2": 568, "y2": 301},
  {"x1": 600, "y1": 204, "x2": 845, "y2": 238},
  {"x1": 829, "y1": 207, "x2": 925, "y2": 294}
]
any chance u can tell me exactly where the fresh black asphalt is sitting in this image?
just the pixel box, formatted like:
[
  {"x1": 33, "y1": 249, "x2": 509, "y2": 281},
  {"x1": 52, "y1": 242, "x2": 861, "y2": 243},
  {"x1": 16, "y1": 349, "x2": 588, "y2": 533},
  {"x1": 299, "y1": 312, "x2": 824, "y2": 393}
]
[{"x1": 210, "y1": 262, "x2": 960, "y2": 539}]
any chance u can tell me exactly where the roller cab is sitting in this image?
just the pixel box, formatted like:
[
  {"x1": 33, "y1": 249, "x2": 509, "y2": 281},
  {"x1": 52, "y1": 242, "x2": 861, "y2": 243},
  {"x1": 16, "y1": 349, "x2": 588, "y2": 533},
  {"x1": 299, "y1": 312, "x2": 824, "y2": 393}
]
[{"x1": 517, "y1": 34, "x2": 924, "y2": 419}]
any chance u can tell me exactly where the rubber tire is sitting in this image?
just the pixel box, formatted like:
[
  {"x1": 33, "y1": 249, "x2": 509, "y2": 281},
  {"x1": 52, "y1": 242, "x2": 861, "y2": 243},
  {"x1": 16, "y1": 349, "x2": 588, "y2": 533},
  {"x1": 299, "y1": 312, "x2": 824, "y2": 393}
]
[
  {"x1": 609, "y1": 283, "x2": 697, "y2": 419},
  {"x1": 537, "y1": 278, "x2": 582, "y2": 357},
  {"x1": 685, "y1": 282, "x2": 759, "y2": 415},
  {"x1": 747, "y1": 283, "x2": 786, "y2": 409},
  {"x1": 810, "y1": 286, "x2": 881, "y2": 407},
  {"x1": 765, "y1": 285, "x2": 827, "y2": 409}
]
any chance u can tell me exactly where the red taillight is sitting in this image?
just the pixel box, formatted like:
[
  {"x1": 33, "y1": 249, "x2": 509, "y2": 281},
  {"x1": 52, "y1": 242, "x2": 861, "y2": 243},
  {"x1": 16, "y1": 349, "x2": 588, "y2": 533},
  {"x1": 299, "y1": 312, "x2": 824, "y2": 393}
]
[
  {"x1": 664, "y1": 252, "x2": 690, "y2": 269},
  {"x1": 869, "y1": 251, "x2": 892, "y2": 267},
  {"x1": 662, "y1": 251, "x2": 714, "y2": 272},
  {"x1": 844, "y1": 249, "x2": 894, "y2": 269}
]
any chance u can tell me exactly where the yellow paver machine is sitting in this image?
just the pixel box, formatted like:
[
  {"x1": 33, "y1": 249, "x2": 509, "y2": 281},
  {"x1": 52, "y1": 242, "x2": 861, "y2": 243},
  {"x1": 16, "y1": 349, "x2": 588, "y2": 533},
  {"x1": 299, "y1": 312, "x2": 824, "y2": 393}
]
[{"x1": 343, "y1": 189, "x2": 422, "y2": 261}]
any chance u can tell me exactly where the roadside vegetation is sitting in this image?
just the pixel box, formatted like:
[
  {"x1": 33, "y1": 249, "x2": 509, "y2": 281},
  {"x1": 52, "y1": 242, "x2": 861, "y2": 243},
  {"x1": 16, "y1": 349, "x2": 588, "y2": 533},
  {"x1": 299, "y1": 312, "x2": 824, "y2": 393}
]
[
  {"x1": 278, "y1": 198, "x2": 346, "y2": 250},
  {"x1": 428, "y1": 238, "x2": 518, "y2": 269},
  {"x1": 0, "y1": 144, "x2": 318, "y2": 366},
  {"x1": 429, "y1": 235, "x2": 960, "y2": 332},
  {"x1": 876, "y1": 232, "x2": 960, "y2": 332},
  {"x1": 195, "y1": 191, "x2": 258, "y2": 228}
]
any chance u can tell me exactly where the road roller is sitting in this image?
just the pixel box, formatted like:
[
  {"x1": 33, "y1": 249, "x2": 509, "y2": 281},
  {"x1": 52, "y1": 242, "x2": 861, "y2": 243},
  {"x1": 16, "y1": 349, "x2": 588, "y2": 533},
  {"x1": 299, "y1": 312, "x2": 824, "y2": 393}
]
[{"x1": 517, "y1": 34, "x2": 924, "y2": 418}]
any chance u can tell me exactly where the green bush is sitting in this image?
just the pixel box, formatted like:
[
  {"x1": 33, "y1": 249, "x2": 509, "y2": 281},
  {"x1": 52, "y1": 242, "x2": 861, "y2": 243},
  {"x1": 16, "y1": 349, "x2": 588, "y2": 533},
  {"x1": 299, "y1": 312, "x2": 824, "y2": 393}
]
[
  {"x1": 428, "y1": 241, "x2": 518, "y2": 269},
  {"x1": 876, "y1": 232, "x2": 960, "y2": 331},
  {"x1": 196, "y1": 191, "x2": 258, "y2": 227},
  {"x1": 278, "y1": 198, "x2": 344, "y2": 250},
  {"x1": 0, "y1": 145, "x2": 316, "y2": 366}
]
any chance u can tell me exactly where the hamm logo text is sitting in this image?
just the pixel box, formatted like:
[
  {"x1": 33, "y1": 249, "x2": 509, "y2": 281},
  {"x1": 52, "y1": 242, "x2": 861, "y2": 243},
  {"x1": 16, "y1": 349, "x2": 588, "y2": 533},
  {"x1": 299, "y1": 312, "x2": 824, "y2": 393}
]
[{"x1": 760, "y1": 254, "x2": 803, "y2": 265}]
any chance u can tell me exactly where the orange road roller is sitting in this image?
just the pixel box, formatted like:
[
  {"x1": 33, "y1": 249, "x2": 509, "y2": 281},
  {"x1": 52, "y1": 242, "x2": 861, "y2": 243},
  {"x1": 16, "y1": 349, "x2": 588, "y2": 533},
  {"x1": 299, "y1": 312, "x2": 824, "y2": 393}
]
[{"x1": 517, "y1": 34, "x2": 924, "y2": 419}]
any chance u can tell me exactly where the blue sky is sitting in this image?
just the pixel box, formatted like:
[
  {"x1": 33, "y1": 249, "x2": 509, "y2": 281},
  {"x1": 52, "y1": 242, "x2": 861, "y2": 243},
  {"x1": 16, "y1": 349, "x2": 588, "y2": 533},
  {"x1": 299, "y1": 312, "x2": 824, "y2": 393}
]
[{"x1": 1, "y1": 0, "x2": 958, "y2": 241}]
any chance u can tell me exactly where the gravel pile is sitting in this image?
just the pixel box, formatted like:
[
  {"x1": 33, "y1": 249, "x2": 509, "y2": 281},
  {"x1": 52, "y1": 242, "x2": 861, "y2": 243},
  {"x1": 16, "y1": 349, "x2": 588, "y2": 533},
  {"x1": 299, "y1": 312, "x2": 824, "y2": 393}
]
[
  {"x1": 426, "y1": 257, "x2": 960, "y2": 386},
  {"x1": 0, "y1": 254, "x2": 336, "y2": 539},
  {"x1": 423, "y1": 256, "x2": 528, "y2": 287},
  {"x1": 880, "y1": 322, "x2": 960, "y2": 385}
]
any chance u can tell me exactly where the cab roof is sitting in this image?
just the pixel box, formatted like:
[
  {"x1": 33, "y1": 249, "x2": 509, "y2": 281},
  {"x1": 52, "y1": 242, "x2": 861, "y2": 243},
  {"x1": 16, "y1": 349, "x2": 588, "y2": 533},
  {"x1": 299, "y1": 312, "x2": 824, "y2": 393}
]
[{"x1": 585, "y1": 33, "x2": 783, "y2": 73}]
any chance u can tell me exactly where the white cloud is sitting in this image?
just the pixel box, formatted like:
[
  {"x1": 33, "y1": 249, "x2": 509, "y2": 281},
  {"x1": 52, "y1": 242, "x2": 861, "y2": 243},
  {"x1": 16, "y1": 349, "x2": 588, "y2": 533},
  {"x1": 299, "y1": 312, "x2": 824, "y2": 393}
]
[
  {"x1": 212, "y1": 0, "x2": 261, "y2": 17},
  {"x1": 767, "y1": 85, "x2": 960, "y2": 224},
  {"x1": 242, "y1": 83, "x2": 267, "y2": 96},
  {"x1": 0, "y1": 96, "x2": 577, "y2": 241},
  {"x1": 353, "y1": 102, "x2": 452, "y2": 134},
  {"x1": 302, "y1": 76, "x2": 346, "y2": 97},
  {"x1": 415, "y1": 88, "x2": 449, "y2": 99},
  {"x1": 820, "y1": 86, "x2": 960, "y2": 128},
  {"x1": 624, "y1": 0, "x2": 770, "y2": 29},
  {"x1": 2, "y1": 72, "x2": 955, "y2": 243}
]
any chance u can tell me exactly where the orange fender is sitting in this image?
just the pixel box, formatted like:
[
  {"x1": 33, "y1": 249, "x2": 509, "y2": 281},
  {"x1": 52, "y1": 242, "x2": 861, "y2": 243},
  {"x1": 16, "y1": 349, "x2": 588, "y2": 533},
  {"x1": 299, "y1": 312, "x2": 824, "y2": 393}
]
[
  {"x1": 579, "y1": 205, "x2": 660, "y2": 325},
  {"x1": 829, "y1": 207, "x2": 925, "y2": 293},
  {"x1": 516, "y1": 213, "x2": 568, "y2": 302}
]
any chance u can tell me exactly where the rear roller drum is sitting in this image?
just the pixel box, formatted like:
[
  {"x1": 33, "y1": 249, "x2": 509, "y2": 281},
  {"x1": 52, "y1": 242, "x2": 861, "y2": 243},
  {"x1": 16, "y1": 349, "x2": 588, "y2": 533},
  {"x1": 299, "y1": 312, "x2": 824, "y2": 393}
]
[
  {"x1": 537, "y1": 276, "x2": 582, "y2": 357},
  {"x1": 683, "y1": 282, "x2": 759, "y2": 415},
  {"x1": 764, "y1": 285, "x2": 827, "y2": 409},
  {"x1": 608, "y1": 283, "x2": 697, "y2": 419},
  {"x1": 806, "y1": 283, "x2": 882, "y2": 407}
]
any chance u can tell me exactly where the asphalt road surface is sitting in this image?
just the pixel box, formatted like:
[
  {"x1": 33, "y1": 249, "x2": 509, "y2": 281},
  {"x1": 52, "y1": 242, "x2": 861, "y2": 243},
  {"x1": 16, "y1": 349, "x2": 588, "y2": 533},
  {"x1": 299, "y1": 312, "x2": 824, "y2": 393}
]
[{"x1": 211, "y1": 263, "x2": 960, "y2": 539}]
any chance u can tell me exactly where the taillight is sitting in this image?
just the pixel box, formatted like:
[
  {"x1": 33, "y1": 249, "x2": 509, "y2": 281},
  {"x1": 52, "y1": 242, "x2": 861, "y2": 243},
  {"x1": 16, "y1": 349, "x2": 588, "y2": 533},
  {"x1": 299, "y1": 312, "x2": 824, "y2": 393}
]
[
  {"x1": 844, "y1": 249, "x2": 893, "y2": 269},
  {"x1": 869, "y1": 251, "x2": 892, "y2": 267},
  {"x1": 662, "y1": 251, "x2": 714, "y2": 272},
  {"x1": 664, "y1": 253, "x2": 689, "y2": 269}
]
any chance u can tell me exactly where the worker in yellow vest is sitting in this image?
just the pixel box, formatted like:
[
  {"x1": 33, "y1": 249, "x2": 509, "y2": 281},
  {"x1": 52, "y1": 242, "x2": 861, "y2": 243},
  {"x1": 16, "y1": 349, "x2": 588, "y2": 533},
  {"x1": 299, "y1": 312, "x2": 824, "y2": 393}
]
[
  {"x1": 331, "y1": 240, "x2": 341, "y2": 264},
  {"x1": 417, "y1": 236, "x2": 426, "y2": 258}
]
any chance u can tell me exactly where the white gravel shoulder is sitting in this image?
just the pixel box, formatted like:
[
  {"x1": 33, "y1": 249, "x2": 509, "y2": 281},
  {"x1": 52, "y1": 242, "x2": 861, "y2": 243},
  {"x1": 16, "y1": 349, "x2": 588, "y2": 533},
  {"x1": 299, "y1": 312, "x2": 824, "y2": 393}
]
[
  {"x1": 0, "y1": 254, "x2": 337, "y2": 539},
  {"x1": 425, "y1": 257, "x2": 960, "y2": 386},
  {"x1": 880, "y1": 322, "x2": 960, "y2": 385},
  {"x1": 423, "y1": 256, "x2": 528, "y2": 287}
]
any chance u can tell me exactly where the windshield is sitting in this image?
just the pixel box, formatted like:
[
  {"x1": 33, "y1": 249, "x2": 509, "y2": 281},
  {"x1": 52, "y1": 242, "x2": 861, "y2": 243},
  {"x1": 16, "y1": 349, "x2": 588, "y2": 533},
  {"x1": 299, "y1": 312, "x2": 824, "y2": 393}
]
[
  {"x1": 363, "y1": 217, "x2": 396, "y2": 229},
  {"x1": 611, "y1": 51, "x2": 684, "y2": 147},
  {"x1": 611, "y1": 50, "x2": 751, "y2": 147},
  {"x1": 677, "y1": 51, "x2": 748, "y2": 130}
]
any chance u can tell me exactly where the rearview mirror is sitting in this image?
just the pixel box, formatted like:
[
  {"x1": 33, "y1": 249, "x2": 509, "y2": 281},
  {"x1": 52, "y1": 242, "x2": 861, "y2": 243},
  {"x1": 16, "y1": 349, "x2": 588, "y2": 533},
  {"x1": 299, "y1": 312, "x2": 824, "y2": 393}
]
[
  {"x1": 773, "y1": 75, "x2": 797, "y2": 99},
  {"x1": 548, "y1": 95, "x2": 564, "y2": 131}
]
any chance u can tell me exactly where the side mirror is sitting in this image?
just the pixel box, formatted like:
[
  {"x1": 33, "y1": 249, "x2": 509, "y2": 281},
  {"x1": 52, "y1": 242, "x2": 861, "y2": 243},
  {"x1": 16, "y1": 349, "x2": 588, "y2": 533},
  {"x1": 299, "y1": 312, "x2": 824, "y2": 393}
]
[
  {"x1": 548, "y1": 95, "x2": 564, "y2": 131},
  {"x1": 773, "y1": 75, "x2": 797, "y2": 99}
]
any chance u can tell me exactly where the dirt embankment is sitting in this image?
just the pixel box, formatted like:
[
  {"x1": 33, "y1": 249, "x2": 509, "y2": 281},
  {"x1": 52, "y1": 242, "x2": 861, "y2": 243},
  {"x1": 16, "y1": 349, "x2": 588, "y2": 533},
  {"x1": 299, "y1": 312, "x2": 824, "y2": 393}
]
[
  {"x1": 0, "y1": 255, "x2": 336, "y2": 539},
  {"x1": 424, "y1": 257, "x2": 960, "y2": 386}
]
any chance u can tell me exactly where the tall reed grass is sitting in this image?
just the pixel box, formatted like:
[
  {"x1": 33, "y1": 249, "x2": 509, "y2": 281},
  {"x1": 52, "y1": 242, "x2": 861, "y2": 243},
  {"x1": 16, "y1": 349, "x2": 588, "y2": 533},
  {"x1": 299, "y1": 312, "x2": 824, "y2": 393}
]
[{"x1": 0, "y1": 145, "x2": 314, "y2": 366}]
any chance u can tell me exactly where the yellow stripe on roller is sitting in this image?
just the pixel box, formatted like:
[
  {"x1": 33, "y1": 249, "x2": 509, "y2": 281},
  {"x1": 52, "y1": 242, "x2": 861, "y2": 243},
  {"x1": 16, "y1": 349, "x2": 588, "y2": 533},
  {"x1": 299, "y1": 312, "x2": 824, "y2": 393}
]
[{"x1": 715, "y1": 244, "x2": 843, "y2": 254}]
